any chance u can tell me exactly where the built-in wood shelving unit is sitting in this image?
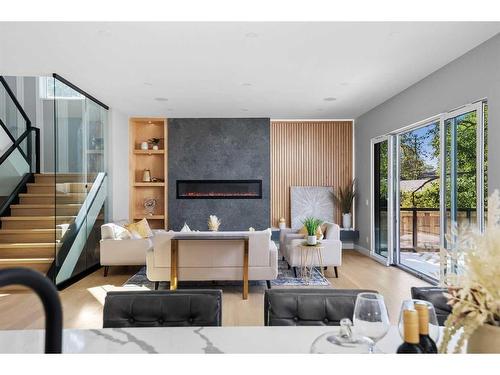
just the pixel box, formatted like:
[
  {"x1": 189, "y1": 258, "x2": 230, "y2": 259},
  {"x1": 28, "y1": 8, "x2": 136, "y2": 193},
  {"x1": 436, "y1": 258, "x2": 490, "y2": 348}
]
[{"x1": 129, "y1": 117, "x2": 168, "y2": 229}]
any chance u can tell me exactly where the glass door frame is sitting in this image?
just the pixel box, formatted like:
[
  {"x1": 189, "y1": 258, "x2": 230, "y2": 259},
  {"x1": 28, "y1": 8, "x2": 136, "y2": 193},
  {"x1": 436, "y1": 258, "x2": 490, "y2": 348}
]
[{"x1": 370, "y1": 135, "x2": 395, "y2": 266}]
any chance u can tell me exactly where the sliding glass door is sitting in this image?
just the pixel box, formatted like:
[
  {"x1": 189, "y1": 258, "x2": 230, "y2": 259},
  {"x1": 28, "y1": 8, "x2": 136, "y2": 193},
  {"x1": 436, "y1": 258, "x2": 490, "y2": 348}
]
[
  {"x1": 371, "y1": 101, "x2": 487, "y2": 282},
  {"x1": 396, "y1": 119, "x2": 441, "y2": 280}
]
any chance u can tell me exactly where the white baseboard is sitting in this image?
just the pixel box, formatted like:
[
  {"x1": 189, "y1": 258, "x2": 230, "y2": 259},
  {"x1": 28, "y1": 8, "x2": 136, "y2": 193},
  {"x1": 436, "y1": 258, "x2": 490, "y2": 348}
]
[{"x1": 353, "y1": 244, "x2": 370, "y2": 256}]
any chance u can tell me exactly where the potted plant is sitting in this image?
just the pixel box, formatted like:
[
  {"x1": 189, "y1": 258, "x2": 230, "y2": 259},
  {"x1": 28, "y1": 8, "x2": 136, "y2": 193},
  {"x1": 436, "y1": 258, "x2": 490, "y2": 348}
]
[
  {"x1": 332, "y1": 179, "x2": 356, "y2": 229},
  {"x1": 148, "y1": 137, "x2": 161, "y2": 150},
  {"x1": 302, "y1": 217, "x2": 323, "y2": 245},
  {"x1": 439, "y1": 190, "x2": 500, "y2": 353}
]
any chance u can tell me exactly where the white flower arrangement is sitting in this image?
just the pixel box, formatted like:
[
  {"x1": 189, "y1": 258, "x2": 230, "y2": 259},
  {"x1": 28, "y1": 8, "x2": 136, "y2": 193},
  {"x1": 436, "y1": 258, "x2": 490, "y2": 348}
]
[
  {"x1": 439, "y1": 190, "x2": 500, "y2": 353},
  {"x1": 208, "y1": 215, "x2": 221, "y2": 231}
]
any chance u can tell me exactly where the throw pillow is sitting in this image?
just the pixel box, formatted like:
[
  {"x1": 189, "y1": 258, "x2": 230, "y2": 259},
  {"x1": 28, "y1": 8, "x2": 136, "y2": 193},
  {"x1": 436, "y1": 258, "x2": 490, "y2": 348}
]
[
  {"x1": 323, "y1": 221, "x2": 337, "y2": 240},
  {"x1": 180, "y1": 223, "x2": 191, "y2": 232},
  {"x1": 298, "y1": 225, "x2": 323, "y2": 240},
  {"x1": 125, "y1": 218, "x2": 154, "y2": 238},
  {"x1": 113, "y1": 224, "x2": 132, "y2": 240}
]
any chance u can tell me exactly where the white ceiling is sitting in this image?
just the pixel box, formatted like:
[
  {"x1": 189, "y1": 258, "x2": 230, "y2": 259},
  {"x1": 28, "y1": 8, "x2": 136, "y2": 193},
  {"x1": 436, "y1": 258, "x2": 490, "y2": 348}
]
[{"x1": 1, "y1": 22, "x2": 499, "y2": 119}]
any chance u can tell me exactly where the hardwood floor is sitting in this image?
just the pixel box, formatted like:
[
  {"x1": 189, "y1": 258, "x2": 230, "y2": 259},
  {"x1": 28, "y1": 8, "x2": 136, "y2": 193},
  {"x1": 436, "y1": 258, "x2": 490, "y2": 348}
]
[{"x1": 0, "y1": 250, "x2": 429, "y2": 329}]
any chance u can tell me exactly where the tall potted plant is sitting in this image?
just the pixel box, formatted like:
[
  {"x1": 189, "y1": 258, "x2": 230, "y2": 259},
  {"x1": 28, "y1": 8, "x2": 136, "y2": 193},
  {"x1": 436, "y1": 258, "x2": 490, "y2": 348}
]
[
  {"x1": 439, "y1": 190, "x2": 500, "y2": 353},
  {"x1": 302, "y1": 217, "x2": 323, "y2": 245},
  {"x1": 332, "y1": 179, "x2": 356, "y2": 229}
]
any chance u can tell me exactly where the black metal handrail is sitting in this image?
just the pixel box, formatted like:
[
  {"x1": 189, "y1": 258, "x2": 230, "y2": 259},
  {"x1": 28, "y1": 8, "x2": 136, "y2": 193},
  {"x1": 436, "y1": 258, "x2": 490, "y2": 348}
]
[{"x1": 0, "y1": 268, "x2": 63, "y2": 353}]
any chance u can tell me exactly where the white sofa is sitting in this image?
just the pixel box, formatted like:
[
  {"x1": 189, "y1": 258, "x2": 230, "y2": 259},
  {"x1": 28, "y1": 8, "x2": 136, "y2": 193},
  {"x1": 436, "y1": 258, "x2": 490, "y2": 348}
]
[
  {"x1": 146, "y1": 229, "x2": 278, "y2": 285},
  {"x1": 99, "y1": 223, "x2": 166, "y2": 276},
  {"x1": 280, "y1": 222, "x2": 342, "y2": 277}
]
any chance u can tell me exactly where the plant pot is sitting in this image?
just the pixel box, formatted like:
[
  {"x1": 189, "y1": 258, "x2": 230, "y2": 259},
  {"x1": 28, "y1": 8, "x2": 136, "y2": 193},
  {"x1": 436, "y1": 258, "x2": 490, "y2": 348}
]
[
  {"x1": 467, "y1": 323, "x2": 500, "y2": 353},
  {"x1": 342, "y1": 213, "x2": 352, "y2": 229},
  {"x1": 152, "y1": 145, "x2": 159, "y2": 150},
  {"x1": 307, "y1": 235, "x2": 317, "y2": 245}
]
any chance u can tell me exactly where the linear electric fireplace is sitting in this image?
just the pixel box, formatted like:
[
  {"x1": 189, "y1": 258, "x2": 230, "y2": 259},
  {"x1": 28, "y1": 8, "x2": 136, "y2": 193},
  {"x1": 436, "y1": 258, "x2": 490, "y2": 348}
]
[{"x1": 177, "y1": 180, "x2": 262, "y2": 199}]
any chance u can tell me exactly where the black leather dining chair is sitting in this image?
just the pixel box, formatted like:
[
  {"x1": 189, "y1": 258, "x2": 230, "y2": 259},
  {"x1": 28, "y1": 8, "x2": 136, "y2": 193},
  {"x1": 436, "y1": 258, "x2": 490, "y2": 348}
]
[
  {"x1": 411, "y1": 287, "x2": 451, "y2": 325},
  {"x1": 264, "y1": 289, "x2": 377, "y2": 326},
  {"x1": 103, "y1": 290, "x2": 222, "y2": 328}
]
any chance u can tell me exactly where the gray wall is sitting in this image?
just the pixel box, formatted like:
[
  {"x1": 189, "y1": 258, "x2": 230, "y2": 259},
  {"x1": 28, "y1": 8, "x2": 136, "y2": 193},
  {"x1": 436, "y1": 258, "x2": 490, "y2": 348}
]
[
  {"x1": 355, "y1": 33, "x2": 500, "y2": 250},
  {"x1": 168, "y1": 118, "x2": 270, "y2": 231}
]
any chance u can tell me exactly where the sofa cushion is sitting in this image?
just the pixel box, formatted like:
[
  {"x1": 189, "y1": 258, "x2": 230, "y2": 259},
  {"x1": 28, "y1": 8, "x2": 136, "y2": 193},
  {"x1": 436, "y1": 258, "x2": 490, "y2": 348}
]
[
  {"x1": 101, "y1": 223, "x2": 132, "y2": 240},
  {"x1": 125, "y1": 218, "x2": 154, "y2": 238},
  {"x1": 323, "y1": 222, "x2": 339, "y2": 240}
]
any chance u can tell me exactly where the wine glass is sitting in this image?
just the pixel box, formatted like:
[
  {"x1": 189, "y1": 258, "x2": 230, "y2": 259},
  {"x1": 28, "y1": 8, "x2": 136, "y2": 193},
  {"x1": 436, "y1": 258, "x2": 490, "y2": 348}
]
[
  {"x1": 398, "y1": 299, "x2": 440, "y2": 343},
  {"x1": 353, "y1": 293, "x2": 390, "y2": 353}
]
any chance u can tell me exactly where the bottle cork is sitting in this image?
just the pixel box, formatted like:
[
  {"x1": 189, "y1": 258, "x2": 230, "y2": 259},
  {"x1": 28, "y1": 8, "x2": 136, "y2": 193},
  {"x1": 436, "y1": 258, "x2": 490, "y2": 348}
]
[
  {"x1": 402, "y1": 309, "x2": 420, "y2": 344},
  {"x1": 415, "y1": 303, "x2": 430, "y2": 335}
]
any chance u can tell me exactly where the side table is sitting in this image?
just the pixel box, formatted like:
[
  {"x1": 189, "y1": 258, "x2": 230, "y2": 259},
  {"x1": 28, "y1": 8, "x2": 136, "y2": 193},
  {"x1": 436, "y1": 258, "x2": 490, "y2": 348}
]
[{"x1": 298, "y1": 242, "x2": 325, "y2": 284}]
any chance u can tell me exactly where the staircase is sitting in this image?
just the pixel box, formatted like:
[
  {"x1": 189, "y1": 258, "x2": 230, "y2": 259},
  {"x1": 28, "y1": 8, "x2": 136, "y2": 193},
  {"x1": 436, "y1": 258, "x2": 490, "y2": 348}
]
[{"x1": 0, "y1": 174, "x2": 86, "y2": 274}]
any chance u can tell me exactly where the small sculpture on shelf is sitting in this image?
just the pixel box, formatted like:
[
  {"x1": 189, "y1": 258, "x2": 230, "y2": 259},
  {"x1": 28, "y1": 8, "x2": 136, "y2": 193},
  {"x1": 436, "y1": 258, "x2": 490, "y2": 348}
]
[
  {"x1": 143, "y1": 197, "x2": 158, "y2": 216},
  {"x1": 148, "y1": 137, "x2": 161, "y2": 151},
  {"x1": 142, "y1": 169, "x2": 152, "y2": 182}
]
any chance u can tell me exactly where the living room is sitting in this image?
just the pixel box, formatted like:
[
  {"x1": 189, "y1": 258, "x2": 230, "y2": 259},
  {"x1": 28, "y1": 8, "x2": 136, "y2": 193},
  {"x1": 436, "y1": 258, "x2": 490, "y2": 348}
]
[{"x1": 0, "y1": 0, "x2": 499, "y2": 368}]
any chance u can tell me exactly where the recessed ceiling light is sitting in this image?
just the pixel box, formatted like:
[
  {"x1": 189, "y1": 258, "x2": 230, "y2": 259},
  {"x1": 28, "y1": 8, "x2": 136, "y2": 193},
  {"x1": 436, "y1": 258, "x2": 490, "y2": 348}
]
[
  {"x1": 154, "y1": 97, "x2": 168, "y2": 102},
  {"x1": 143, "y1": 82, "x2": 153, "y2": 86},
  {"x1": 241, "y1": 82, "x2": 252, "y2": 87},
  {"x1": 245, "y1": 32, "x2": 259, "y2": 38},
  {"x1": 323, "y1": 97, "x2": 337, "y2": 102},
  {"x1": 97, "y1": 29, "x2": 112, "y2": 37}
]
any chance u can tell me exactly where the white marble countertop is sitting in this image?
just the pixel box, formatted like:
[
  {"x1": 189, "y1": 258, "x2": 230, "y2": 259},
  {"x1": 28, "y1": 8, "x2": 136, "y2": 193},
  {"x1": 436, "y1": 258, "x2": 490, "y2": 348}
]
[{"x1": 0, "y1": 325, "x2": 436, "y2": 354}]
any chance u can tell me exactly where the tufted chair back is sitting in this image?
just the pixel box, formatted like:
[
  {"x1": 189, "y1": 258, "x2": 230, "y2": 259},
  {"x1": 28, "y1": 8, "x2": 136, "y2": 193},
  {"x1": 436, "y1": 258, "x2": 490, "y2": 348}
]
[
  {"x1": 411, "y1": 287, "x2": 451, "y2": 325},
  {"x1": 264, "y1": 289, "x2": 377, "y2": 326},
  {"x1": 103, "y1": 290, "x2": 222, "y2": 328}
]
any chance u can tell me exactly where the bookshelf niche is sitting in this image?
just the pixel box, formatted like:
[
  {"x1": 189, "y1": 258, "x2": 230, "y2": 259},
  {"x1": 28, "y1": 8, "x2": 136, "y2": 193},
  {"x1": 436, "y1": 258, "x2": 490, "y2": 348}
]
[{"x1": 129, "y1": 117, "x2": 168, "y2": 229}]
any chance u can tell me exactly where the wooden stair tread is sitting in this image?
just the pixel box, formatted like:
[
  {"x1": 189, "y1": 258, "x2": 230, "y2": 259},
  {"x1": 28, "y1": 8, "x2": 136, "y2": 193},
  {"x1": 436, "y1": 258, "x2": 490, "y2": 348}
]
[
  {"x1": 10, "y1": 204, "x2": 82, "y2": 208},
  {"x1": 1, "y1": 216, "x2": 76, "y2": 221},
  {"x1": 19, "y1": 193, "x2": 86, "y2": 197},
  {"x1": 0, "y1": 258, "x2": 54, "y2": 264},
  {"x1": 34, "y1": 173, "x2": 82, "y2": 177},
  {"x1": 0, "y1": 229, "x2": 62, "y2": 233},
  {"x1": 0, "y1": 243, "x2": 60, "y2": 248}
]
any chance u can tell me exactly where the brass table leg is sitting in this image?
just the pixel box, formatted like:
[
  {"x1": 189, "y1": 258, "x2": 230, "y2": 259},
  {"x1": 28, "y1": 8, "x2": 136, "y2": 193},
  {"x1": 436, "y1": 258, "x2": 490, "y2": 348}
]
[
  {"x1": 317, "y1": 248, "x2": 325, "y2": 277},
  {"x1": 243, "y1": 239, "x2": 249, "y2": 300},
  {"x1": 170, "y1": 239, "x2": 178, "y2": 290}
]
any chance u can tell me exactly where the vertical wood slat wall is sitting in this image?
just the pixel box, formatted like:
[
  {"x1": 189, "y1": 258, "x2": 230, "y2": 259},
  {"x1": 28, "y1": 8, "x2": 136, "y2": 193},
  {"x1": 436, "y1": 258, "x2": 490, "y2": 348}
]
[{"x1": 270, "y1": 120, "x2": 353, "y2": 227}]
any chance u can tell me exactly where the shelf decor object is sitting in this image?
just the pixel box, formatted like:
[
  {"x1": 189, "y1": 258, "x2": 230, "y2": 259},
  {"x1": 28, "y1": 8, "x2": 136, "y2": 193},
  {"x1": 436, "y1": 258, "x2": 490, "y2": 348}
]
[
  {"x1": 129, "y1": 117, "x2": 168, "y2": 229},
  {"x1": 143, "y1": 197, "x2": 158, "y2": 216}
]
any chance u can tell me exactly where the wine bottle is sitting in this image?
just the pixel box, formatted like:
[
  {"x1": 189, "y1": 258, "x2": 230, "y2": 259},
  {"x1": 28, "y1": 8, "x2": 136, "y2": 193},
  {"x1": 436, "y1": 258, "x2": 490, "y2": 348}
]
[
  {"x1": 415, "y1": 303, "x2": 438, "y2": 353},
  {"x1": 397, "y1": 309, "x2": 424, "y2": 353}
]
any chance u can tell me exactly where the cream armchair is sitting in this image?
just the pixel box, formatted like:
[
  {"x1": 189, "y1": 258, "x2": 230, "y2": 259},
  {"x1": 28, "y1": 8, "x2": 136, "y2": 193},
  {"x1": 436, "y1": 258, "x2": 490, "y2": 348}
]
[{"x1": 280, "y1": 222, "x2": 342, "y2": 278}]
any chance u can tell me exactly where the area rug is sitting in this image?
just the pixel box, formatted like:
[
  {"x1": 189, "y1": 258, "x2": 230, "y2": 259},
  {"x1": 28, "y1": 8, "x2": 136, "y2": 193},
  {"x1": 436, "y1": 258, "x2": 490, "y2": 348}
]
[{"x1": 123, "y1": 259, "x2": 330, "y2": 289}]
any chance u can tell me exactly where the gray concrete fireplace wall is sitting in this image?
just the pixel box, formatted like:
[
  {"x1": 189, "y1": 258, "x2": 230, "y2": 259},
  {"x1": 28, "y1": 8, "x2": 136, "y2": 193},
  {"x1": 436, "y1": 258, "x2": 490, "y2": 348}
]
[{"x1": 168, "y1": 118, "x2": 270, "y2": 231}]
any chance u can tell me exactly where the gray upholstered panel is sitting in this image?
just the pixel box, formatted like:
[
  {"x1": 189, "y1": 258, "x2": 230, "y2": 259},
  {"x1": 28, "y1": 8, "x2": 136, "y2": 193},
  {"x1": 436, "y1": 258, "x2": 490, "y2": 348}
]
[
  {"x1": 103, "y1": 290, "x2": 222, "y2": 328},
  {"x1": 264, "y1": 289, "x2": 377, "y2": 326},
  {"x1": 411, "y1": 287, "x2": 451, "y2": 326}
]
